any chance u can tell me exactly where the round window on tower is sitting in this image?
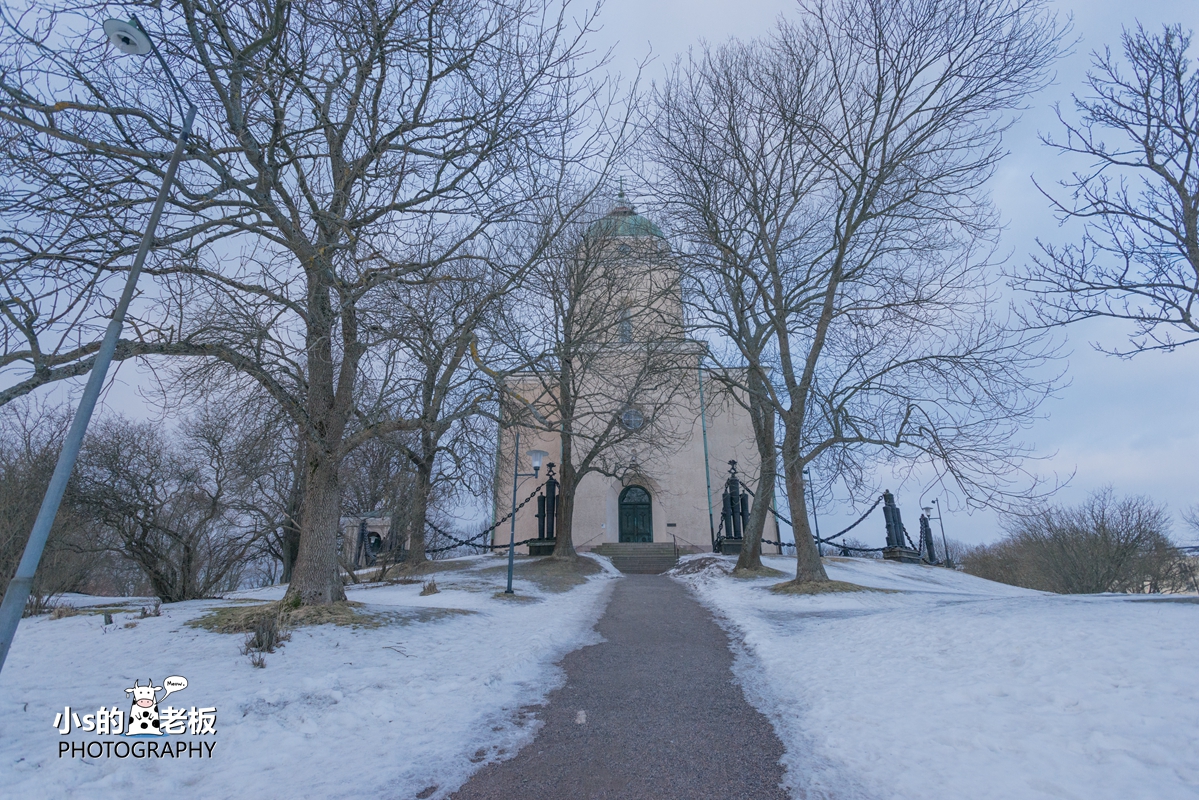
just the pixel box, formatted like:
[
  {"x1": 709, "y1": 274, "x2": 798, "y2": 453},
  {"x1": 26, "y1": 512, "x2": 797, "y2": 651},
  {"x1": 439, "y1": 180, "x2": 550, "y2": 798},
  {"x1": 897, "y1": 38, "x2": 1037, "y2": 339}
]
[
  {"x1": 619, "y1": 406, "x2": 645, "y2": 431},
  {"x1": 618, "y1": 243, "x2": 632, "y2": 255}
]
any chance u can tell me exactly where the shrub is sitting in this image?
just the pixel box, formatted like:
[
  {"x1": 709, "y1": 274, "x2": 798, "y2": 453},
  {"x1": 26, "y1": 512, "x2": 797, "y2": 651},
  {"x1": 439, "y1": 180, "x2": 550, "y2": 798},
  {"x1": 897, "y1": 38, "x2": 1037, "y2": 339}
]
[
  {"x1": 241, "y1": 611, "x2": 289, "y2": 655},
  {"x1": 966, "y1": 489, "x2": 1185, "y2": 593}
]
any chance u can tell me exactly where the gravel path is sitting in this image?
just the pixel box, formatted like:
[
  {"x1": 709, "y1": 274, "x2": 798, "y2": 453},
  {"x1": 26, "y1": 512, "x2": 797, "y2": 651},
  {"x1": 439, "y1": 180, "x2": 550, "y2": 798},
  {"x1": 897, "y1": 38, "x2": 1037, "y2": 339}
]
[{"x1": 450, "y1": 574, "x2": 789, "y2": 799}]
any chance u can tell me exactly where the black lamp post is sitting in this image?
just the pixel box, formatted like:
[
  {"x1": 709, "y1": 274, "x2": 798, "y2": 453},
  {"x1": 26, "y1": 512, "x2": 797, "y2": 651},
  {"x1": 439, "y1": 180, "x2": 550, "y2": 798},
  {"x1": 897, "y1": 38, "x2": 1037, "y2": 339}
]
[{"x1": 505, "y1": 431, "x2": 547, "y2": 595}]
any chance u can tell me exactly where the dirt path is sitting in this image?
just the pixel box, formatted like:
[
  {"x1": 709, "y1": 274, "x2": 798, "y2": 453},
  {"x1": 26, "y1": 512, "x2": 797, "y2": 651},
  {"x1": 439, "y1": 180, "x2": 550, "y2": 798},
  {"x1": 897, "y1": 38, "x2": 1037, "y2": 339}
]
[{"x1": 450, "y1": 574, "x2": 789, "y2": 799}]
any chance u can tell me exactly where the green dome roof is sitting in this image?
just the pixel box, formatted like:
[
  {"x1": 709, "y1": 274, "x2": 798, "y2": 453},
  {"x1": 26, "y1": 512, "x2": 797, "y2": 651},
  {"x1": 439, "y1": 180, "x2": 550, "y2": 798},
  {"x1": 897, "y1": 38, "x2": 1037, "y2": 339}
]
[{"x1": 587, "y1": 193, "x2": 664, "y2": 239}]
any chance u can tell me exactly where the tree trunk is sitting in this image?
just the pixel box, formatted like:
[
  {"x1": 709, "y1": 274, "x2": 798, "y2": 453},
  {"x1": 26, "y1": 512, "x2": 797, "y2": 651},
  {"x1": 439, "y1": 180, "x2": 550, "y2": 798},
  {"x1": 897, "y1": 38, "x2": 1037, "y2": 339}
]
[
  {"x1": 284, "y1": 451, "x2": 347, "y2": 606},
  {"x1": 781, "y1": 428, "x2": 829, "y2": 583},
  {"x1": 406, "y1": 460, "x2": 432, "y2": 565},
  {"x1": 735, "y1": 458, "x2": 774, "y2": 572},
  {"x1": 279, "y1": 462, "x2": 304, "y2": 585},
  {"x1": 736, "y1": 375, "x2": 776, "y2": 572},
  {"x1": 284, "y1": 253, "x2": 360, "y2": 605},
  {"x1": 551, "y1": 459, "x2": 578, "y2": 559},
  {"x1": 279, "y1": 523, "x2": 301, "y2": 585}
]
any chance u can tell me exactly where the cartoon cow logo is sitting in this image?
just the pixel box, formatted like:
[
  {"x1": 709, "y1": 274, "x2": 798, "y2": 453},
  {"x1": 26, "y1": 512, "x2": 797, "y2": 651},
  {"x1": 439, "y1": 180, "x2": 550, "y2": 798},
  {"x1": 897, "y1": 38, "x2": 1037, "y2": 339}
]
[{"x1": 124, "y1": 679, "x2": 164, "y2": 736}]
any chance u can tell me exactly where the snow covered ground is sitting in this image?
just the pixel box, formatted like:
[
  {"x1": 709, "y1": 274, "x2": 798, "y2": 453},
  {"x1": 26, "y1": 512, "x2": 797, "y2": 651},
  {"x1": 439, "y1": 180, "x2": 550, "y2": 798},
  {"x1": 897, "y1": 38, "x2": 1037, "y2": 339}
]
[
  {"x1": 675, "y1": 554, "x2": 1199, "y2": 800},
  {"x1": 0, "y1": 554, "x2": 618, "y2": 799}
]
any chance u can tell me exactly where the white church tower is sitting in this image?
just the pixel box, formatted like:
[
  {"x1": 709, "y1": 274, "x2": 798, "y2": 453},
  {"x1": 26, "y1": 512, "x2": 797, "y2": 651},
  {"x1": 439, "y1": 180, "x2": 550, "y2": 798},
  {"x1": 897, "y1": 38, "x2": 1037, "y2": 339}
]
[{"x1": 493, "y1": 194, "x2": 775, "y2": 565}]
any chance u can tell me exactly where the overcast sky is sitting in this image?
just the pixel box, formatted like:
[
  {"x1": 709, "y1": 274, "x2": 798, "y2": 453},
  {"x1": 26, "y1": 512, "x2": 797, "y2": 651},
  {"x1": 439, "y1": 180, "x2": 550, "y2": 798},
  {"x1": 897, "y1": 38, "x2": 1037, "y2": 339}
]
[{"x1": 587, "y1": 0, "x2": 1199, "y2": 546}]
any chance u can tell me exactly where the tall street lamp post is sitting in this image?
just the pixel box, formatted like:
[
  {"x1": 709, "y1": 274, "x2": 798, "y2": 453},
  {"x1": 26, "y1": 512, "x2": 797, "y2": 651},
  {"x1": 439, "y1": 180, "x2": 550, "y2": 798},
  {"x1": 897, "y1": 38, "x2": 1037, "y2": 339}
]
[
  {"x1": 930, "y1": 499, "x2": 951, "y2": 567},
  {"x1": 505, "y1": 431, "x2": 547, "y2": 594},
  {"x1": 0, "y1": 16, "x2": 197, "y2": 677}
]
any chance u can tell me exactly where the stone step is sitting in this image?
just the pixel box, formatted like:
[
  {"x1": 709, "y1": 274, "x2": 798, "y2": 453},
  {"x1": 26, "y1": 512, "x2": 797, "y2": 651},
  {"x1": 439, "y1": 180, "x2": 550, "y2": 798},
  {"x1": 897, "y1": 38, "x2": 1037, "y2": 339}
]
[
  {"x1": 604, "y1": 556, "x2": 679, "y2": 575},
  {"x1": 592, "y1": 543, "x2": 677, "y2": 555},
  {"x1": 591, "y1": 542, "x2": 680, "y2": 574}
]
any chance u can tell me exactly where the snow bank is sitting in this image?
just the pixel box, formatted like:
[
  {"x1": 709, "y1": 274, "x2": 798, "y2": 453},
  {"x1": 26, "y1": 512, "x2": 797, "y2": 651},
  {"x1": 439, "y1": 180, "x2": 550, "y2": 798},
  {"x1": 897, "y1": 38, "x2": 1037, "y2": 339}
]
[
  {"x1": 677, "y1": 554, "x2": 1199, "y2": 800},
  {"x1": 0, "y1": 554, "x2": 617, "y2": 799}
]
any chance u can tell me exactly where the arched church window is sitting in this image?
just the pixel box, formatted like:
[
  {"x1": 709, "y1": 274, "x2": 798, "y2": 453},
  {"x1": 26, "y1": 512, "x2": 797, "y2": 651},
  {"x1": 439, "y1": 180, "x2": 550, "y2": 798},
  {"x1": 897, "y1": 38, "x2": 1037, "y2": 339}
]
[
  {"x1": 620, "y1": 405, "x2": 645, "y2": 430},
  {"x1": 617, "y1": 306, "x2": 633, "y2": 342}
]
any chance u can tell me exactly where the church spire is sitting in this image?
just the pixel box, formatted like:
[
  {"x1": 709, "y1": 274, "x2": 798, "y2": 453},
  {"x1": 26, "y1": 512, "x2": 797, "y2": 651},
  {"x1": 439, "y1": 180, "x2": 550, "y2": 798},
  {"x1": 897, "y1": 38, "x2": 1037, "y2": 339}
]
[{"x1": 612, "y1": 177, "x2": 633, "y2": 215}]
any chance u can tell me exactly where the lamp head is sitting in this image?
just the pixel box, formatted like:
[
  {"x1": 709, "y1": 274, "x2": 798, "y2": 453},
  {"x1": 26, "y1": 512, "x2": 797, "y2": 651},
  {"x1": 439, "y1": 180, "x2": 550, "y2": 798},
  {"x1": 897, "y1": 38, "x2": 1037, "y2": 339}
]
[
  {"x1": 922, "y1": 506, "x2": 933, "y2": 517},
  {"x1": 526, "y1": 449, "x2": 548, "y2": 476},
  {"x1": 104, "y1": 19, "x2": 152, "y2": 55}
]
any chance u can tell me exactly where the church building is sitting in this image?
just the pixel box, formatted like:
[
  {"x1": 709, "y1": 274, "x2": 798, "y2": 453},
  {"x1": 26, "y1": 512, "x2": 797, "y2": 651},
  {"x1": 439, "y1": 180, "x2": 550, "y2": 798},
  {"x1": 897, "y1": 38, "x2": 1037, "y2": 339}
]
[{"x1": 493, "y1": 195, "x2": 777, "y2": 558}]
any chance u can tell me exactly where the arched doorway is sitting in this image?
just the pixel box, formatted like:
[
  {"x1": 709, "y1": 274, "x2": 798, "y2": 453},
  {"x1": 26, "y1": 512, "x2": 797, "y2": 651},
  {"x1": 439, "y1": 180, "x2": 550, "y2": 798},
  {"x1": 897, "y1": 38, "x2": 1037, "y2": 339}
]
[{"x1": 618, "y1": 486, "x2": 653, "y2": 542}]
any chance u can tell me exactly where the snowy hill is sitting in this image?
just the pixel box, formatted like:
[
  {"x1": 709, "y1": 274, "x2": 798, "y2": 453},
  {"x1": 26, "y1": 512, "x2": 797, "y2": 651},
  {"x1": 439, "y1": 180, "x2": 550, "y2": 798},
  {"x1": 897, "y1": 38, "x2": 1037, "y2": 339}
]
[
  {"x1": 0, "y1": 555, "x2": 618, "y2": 799},
  {"x1": 4, "y1": 553, "x2": 1195, "y2": 799},
  {"x1": 677, "y1": 555, "x2": 1199, "y2": 800}
]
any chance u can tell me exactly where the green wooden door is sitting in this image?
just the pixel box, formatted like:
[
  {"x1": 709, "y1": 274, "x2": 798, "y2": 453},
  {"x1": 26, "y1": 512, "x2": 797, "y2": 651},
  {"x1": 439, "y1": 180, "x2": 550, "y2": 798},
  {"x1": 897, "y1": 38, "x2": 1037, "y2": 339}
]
[{"x1": 618, "y1": 486, "x2": 653, "y2": 542}]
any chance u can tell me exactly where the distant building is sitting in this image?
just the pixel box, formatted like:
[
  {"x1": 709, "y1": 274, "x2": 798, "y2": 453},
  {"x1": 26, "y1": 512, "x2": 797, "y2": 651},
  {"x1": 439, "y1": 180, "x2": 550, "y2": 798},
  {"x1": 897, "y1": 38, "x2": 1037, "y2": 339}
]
[
  {"x1": 494, "y1": 196, "x2": 776, "y2": 555},
  {"x1": 340, "y1": 513, "x2": 405, "y2": 569}
]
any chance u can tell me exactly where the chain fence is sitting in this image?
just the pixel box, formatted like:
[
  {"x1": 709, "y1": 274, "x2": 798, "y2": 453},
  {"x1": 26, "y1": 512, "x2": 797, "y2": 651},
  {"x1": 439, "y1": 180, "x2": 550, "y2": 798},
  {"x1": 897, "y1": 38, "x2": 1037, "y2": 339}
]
[
  {"x1": 738, "y1": 486, "x2": 940, "y2": 562},
  {"x1": 755, "y1": 493, "x2": 889, "y2": 553},
  {"x1": 424, "y1": 476, "x2": 955, "y2": 561},
  {"x1": 423, "y1": 481, "x2": 548, "y2": 555}
]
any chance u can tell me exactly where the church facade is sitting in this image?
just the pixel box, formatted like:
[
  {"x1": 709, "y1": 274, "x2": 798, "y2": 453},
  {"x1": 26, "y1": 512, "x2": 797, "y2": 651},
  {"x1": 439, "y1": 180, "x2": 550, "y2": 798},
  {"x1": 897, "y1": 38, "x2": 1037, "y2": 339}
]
[{"x1": 492, "y1": 198, "x2": 777, "y2": 555}]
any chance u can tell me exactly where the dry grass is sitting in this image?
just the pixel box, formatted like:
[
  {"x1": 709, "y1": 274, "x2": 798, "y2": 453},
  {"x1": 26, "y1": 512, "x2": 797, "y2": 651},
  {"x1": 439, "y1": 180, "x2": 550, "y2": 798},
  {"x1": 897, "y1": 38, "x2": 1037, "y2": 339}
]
[
  {"x1": 491, "y1": 591, "x2": 542, "y2": 603},
  {"x1": 189, "y1": 600, "x2": 379, "y2": 633},
  {"x1": 48, "y1": 605, "x2": 82, "y2": 620},
  {"x1": 768, "y1": 579, "x2": 877, "y2": 595},
  {"x1": 419, "y1": 579, "x2": 439, "y2": 596},
  {"x1": 46, "y1": 603, "x2": 151, "y2": 620},
  {"x1": 190, "y1": 599, "x2": 477, "y2": 634},
  {"x1": 480, "y1": 555, "x2": 601, "y2": 593},
  {"x1": 732, "y1": 564, "x2": 787, "y2": 579}
]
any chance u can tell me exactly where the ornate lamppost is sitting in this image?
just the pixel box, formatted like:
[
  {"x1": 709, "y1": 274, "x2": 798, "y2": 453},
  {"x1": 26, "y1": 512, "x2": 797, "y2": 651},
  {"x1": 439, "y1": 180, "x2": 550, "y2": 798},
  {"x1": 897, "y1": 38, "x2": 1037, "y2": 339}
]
[{"x1": 504, "y1": 433, "x2": 547, "y2": 594}]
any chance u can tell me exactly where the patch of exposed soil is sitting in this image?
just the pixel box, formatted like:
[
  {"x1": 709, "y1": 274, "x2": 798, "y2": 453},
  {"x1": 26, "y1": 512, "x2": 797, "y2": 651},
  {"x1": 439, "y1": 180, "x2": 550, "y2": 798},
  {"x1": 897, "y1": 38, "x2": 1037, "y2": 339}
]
[
  {"x1": 768, "y1": 579, "x2": 877, "y2": 595},
  {"x1": 731, "y1": 565, "x2": 788, "y2": 579},
  {"x1": 480, "y1": 555, "x2": 601, "y2": 593},
  {"x1": 190, "y1": 600, "x2": 478, "y2": 634}
]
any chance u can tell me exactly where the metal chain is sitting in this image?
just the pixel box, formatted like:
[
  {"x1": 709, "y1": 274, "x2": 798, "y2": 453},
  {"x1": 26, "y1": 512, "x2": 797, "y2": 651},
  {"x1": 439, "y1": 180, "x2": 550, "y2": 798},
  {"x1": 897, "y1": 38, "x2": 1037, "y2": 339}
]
[
  {"x1": 902, "y1": 525, "x2": 920, "y2": 552},
  {"x1": 422, "y1": 482, "x2": 548, "y2": 554},
  {"x1": 734, "y1": 481, "x2": 884, "y2": 546},
  {"x1": 815, "y1": 495, "x2": 884, "y2": 544},
  {"x1": 718, "y1": 481, "x2": 886, "y2": 554},
  {"x1": 760, "y1": 537, "x2": 888, "y2": 553}
]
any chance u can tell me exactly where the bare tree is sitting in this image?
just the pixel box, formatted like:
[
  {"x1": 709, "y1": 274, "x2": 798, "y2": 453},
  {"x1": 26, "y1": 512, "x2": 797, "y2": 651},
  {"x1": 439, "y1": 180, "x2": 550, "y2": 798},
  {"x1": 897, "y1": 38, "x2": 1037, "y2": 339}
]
[
  {"x1": 73, "y1": 412, "x2": 261, "y2": 602},
  {"x1": 221, "y1": 393, "x2": 307, "y2": 586},
  {"x1": 1017, "y1": 24, "x2": 1199, "y2": 356},
  {"x1": 338, "y1": 430, "x2": 421, "y2": 573},
  {"x1": 493, "y1": 194, "x2": 700, "y2": 559},
  {"x1": 358, "y1": 257, "x2": 510, "y2": 564},
  {"x1": 0, "y1": 399, "x2": 93, "y2": 609},
  {"x1": 146, "y1": 375, "x2": 309, "y2": 587},
  {"x1": 964, "y1": 488, "x2": 1181, "y2": 594},
  {"x1": 650, "y1": 0, "x2": 1064, "y2": 587},
  {"x1": 0, "y1": 0, "x2": 612, "y2": 605}
]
